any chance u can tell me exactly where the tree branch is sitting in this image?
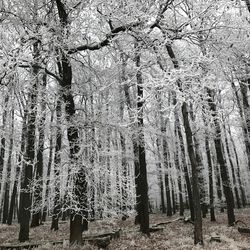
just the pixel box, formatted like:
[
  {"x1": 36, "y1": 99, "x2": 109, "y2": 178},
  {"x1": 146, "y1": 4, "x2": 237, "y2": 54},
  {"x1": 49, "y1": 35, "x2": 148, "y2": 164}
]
[
  {"x1": 55, "y1": 0, "x2": 68, "y2": 25},
  {"x1": 150, "y1": 0, "x2": 174, "y2": 29},
  {"x1": 19, "y1": 64, "x2": 62, "y2": 83},
  {"x1": 67, "y1": 21, "x2": 142, "y2": 54}
]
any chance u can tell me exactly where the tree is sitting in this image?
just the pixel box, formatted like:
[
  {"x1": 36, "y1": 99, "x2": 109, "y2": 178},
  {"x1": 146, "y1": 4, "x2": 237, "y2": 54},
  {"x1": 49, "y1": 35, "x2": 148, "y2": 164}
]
[
  {"x1": 206, "y1": 88, "x2": 235, "y2": 226},
  {"x1": 19, "y1": 40, "x2": 39, "y2": 242}
]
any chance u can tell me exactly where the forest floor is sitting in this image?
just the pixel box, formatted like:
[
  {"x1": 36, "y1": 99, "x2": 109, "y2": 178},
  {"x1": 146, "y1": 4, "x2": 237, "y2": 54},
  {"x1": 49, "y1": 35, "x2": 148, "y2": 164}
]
[{"x1": 0, "y1": 208, "x2": 250, "y2": 249}]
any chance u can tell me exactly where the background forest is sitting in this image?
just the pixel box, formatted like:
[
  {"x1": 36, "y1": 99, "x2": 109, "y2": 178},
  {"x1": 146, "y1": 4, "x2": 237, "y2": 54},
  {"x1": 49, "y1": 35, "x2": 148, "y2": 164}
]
[{"x1": 0, "y1": 0, "x2": 250, "y2": 248}]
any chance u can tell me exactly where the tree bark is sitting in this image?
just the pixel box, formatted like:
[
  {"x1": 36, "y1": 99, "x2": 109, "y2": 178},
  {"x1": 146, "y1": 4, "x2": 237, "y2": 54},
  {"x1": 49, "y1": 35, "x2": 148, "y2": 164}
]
[
  {"x1": 166, "y1": 44, "x2": 203, "y2": 244},
  {"x1": 190, "y1": 106, "x2": 207, "y2": 218},
  {"x1": 174, "y1": 109, "x2": 194, "y2": 220},
  {"x1": 156, "y1": 137, "x2": 166, "y2": 213},
  {"x1": 55, "y1": 0, "x2": 88, "y2": 244},
  {"x1": 31, "y1": 74, "x2": 47, "y2": 227},
  {"x1": 228, "y1": 125, "x2": 247, "y2": 207},
  {"x1": 2, "y1": 106, "x2": 14, "y2": 223},
  {"x1": 120, "y1": 51, "x2": 147, "y2": 228},
  {"x1": 182, "y1": 103, "x2": 203, "y2": 245},
  {"x1": 19, "y1": 41, "x2": 39, "y2": 242},
  {"x1": 135, "y1": 42, "x2": 149, "y2": 235},
  {"x1": 174, "y1": 133, "x2": 184, "y2": 216},
  {"x1": 206, "y1": 88, "x2": 235, "y2": 226},
  {"x1": 42, "y1": 111, "x2": 54, "y2": 222},
  {"x1": 223, "y1": 124, "x2": 241, "y2": 209},
  {"x1": 231, "y1": 81, "x2": 250, "y2": 171},
  {"x1": 204, "y1": 134, "x2": 216, "y2": 221},
  {"x1": 0, "y1": 94, "x2": 9, "y2": 221},
  {"x1": 51, "y1": 99, "x2": 62, "y2": 231},
  {"x1": 7, "y1": 107, "x2": 28, "y2": 225}
]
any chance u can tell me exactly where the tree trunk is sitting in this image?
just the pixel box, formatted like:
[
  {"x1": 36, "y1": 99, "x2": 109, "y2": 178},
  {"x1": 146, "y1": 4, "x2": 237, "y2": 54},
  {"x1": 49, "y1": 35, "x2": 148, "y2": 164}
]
[
  {"x1": 166, "y1": 44, "x2": 203, "y2": 244},
  {"x1": 223, "y1": 124, "x2": 241, "y2": 209},
  {"x1": 42, "y1": 111, "x2": 54, "y2": 222},
  {"x1": 0, "y1": 94, "x2": 9, "y2": 221},
  {"x1": 169, "y1": 55, "x2": 194, "y2": 221},
  {"x1": 55, "y1": 0, "x2": 88, "y2": 243},
  {"x1": 228, "y1": 125, "x2": 247, "y2": 207},
  {"x1": 31, "y1": 74, "x2": 47, "y2": 227},
  {"x1": 189, "y1": 106, "x2": 208, "y2": 219},
  {"x1": 120, "y1": 133, "x2": 129, "y2": 213},
  {"x1": 231, "y1": 81, "x2": 250, "y2": 171},
  {"x1": 204, "y1": 134, "x2": 216, "y2": 221},
  {"x1": 156, "y1": 137, "x2": 166, "y2": 214},
  {"x1": 8, "y1": 108, "x2": 28, "y2": 225},
  {"x1": 19, "y1": 41, "x2": 39, "y2": 242},
  {"x1": 182, "y1": 103, "x2": 203, "y2": 245},
  {"x1": 2, "y1": 106, "x2": 14, "y2": 223},
  {"x1": 51, "y1": 99, "x2": 62, "y2": 231},
  {"x1": 206, "y1": 88, "x2": 235, "y2": 226},
  {"x1": 171, "y1": 178, "x2": 176, "y2": 214},
  {"x1": 174, "y1": 134, "x2": 184, "y2": 216},
  {"x1": 120, "y1": 49, "x2": 148, "y2": 230},
  {"x1": 135, "y1": 43, "x2": 149, "y2": 235},
  {"x1": 175, "y1": 112, "x2": 194, "y2": 220}
]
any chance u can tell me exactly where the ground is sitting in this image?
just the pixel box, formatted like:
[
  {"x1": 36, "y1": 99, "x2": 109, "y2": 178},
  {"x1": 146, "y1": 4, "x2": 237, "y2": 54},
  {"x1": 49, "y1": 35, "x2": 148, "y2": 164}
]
[{"x1": 0, "y1": 209, "x2": 250, "y2": 249}]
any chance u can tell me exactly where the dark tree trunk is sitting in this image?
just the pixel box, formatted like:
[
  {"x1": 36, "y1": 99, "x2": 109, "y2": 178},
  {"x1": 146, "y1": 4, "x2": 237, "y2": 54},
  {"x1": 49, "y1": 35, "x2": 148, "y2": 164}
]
[
  {"x1": 190, "y1": 105, "x2": 207, "y2": 219},
  {"x1": 89, "y1": 93, "x2": 95, "y2": 220},
  {"x1": 31, "y1": 74, "x2": 47, "y2": 228},
  {"x1": 0, "y1": 94, "x2": 9, "y2": 221},
  {"x1": 120, "y1": 53, "x2": 143, "y2": 226},
  {"x1": 165, "y1": 172, "x2": 172, "y2": 216},
  {"x1": 206, "y1": 88, "x2": 235, "y2": 226},
  {"x1": 105, "y1": 125, "x2": 112, "y2": 216},
  {"x1": 175, "y1": 114, "x2": 194, "y2": 220},
  {"x1": 194, "y1": 136, "x2": 207, "y2": 218},
  {"x1": 204, "y1": 135, "x2": 216, "y2": 221},
  {"x1": 239, "y1": 80, "x2": 250, "y2": 171},
  {"x1": 171, "y1": 178, "x2": 176, "y2": 214},
  {"x1": 174, "y1": 134, "x2": 184, "y2": 216},
  {"x1": 245, "y1": 0, "x2": 250, "y2": 13},
  {"x1": 51, "y1": 99, "x2": 62, "y2": 231},
  {"x1": 166, "y1": 44, "x2": 203, "y2": 244},
  {"x1": 55, "y1": 0, "x2": 88, "y2": 244},
  {"x1": 162, "y1": 125, "x2": 172, "y2": 217},
  {"x1": 119, "y1": 53, "x2": 129, "y2": 213},
  {"x1": 182, "y1": 103, "x2": 203, "y2": 245},
  {"x1": 19, "y1": 41, "x2": 39, "y2": 242},
  {"x1": 135, "y1": 43, "x2": 149, "y2": 235},
  {"x1": 156, "y1": 138, "x2": 166, "y2": 214},
  {"x1": 8, "y1": 108, "x2": 28, "y2": 225},
  {"x1": 169, "y1": 68, "x2": 194, "y2": 221},
  {"x1": 155, "y1": 91, "x2": 168, "y2": 214},
  {"x1": 42, "y1": 111, "x2": 54, "y2": 222},
  {"x1": 214, "y1": 158, "x2": 223, "y2": 207},
  {"x1": 231, "y1": 82, "x2": 250, "y2": 171},
  {"x1": 228, "y1": 126, "x2": 247, "y2": 207},
  {"x1": 223, "y1": 124, "x2": 241, "y2": 209},
  {"x1": 120, "y1": 133, "x2": 129, "y2": 212},
  {"x1": 2, "y1": 107, "x2": 14, "y2": 224}
]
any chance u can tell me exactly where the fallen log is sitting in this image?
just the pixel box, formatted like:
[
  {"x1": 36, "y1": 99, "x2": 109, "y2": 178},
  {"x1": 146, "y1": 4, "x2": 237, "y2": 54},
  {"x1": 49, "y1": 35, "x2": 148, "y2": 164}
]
[
  {"x1": 0, "y1": 241, "x2": 63, "y2": 250},
  {"x1": 0, "y1": 229, "x2": 121, "y2": 250},
  {"x1": 153, "y1": 217, "x2": 184, "y2": 227},
  {"x1": 83, "y1": 228, "x2": 121, "y2": 240},
  {"x1": 149, "y1": 226, "x2": 164, "y2": 232},
  {"x1": 238, "y1": 227, "x2": 250, "y2": 234},
  {"x1": 210, "y1": 236, "x2": 221, "y2": 242}
]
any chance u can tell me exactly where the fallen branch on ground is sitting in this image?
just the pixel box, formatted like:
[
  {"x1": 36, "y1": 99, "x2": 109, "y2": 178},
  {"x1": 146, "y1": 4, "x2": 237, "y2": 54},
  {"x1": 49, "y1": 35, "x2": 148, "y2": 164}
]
[
  {"x1": 153, "y1": 217, "x2": 184, "y2": 227},
  {"x1": 0, "y1": 229, "x2": 121, "y2": 250},
  {"x1": 238, "y1": 227, "x2": 250, "y2": 234}
]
